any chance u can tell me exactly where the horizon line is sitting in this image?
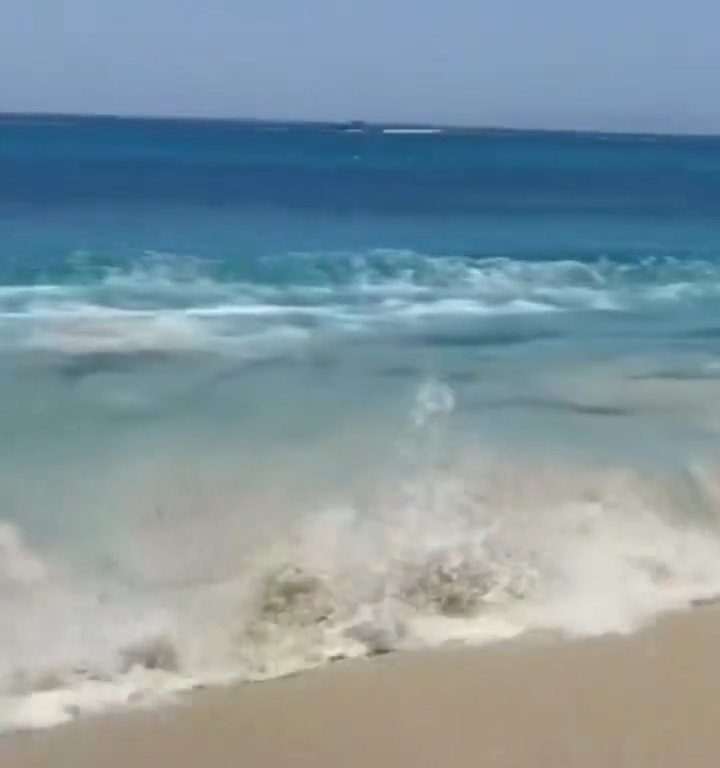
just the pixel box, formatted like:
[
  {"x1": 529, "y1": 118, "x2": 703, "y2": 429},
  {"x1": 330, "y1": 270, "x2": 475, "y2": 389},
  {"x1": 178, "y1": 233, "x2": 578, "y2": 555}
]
[{"x1": 1, "y1": 110, "x2": 719, "y2": 140}]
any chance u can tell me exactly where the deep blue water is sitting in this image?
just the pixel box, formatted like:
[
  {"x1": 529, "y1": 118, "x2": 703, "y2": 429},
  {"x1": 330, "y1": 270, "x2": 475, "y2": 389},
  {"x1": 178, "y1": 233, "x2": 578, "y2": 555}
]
[
  {"x1": 4, "y1": 116, "x2": 720, "y2": 285},
  {"x1": 5, "y1": 116, "x2": 720, "y2": 730}
]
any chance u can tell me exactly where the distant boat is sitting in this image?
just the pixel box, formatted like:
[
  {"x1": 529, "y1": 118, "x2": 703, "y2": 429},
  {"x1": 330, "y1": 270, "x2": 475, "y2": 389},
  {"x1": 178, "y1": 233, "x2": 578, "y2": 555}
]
[{"x1": 382, "y1": 128, "x2": 443, "y2": 135}]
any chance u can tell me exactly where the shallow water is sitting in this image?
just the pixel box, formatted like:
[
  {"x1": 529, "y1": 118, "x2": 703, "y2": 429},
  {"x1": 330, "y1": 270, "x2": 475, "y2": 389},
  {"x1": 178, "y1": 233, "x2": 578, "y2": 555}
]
[{"x1": 4, "y1": 117, "x2": 720, "y2": 730}]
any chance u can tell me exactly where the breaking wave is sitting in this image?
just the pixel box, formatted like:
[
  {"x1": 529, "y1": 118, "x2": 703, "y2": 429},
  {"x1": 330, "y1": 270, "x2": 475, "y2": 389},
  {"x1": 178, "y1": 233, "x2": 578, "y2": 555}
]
[
  {"x1": 0, "y1": 250, "x2": 719, "y2": 357},
  {"x1": 3, "y1": 379, "x2": 720, "y2": 732}
]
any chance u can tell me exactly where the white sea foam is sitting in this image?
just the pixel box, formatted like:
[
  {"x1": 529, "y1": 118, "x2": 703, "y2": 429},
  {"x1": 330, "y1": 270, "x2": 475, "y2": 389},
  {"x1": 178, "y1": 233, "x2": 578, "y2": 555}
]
[
  {"x1": 0, "y1": 251, "x2": 714, "y2": 359},
  {"x1": 3, "y1": 380, "x2": 720, "y2": 733},
  {"x1": 0, "y1": 523, "x2": 47, "y2": 587},
  {"x1": 25, "y1": 309, "x2": 215, "y2": 355}
]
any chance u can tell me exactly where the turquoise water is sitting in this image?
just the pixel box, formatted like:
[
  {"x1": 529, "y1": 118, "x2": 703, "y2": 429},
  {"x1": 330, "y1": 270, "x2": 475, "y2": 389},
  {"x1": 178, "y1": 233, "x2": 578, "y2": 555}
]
[{"x1": 4, "y1": 116, "x2": 720, "y2": 730}]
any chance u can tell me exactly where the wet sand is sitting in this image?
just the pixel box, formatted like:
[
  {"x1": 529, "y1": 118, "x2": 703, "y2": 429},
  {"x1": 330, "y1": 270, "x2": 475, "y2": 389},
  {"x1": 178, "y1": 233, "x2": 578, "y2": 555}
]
[{"x1": 6, "y1": 606, "x2": 720, "y2": 768}]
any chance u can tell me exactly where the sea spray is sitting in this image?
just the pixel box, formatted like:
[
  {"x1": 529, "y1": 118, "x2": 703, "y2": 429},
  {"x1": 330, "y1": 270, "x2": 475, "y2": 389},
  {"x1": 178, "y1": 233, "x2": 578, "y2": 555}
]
[{"x1": 4, "y1": 381, "x2": 720, "y2": 730}]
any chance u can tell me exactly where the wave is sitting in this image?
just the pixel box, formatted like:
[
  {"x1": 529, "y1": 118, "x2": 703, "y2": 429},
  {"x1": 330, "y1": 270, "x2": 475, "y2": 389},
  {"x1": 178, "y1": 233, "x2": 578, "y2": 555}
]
[
  {"x1": 0, "y1": 251, "x2": 719, "y2": 357},
  {"x1": 3, "y1": 380, "x2": 720, "y2": 732}
]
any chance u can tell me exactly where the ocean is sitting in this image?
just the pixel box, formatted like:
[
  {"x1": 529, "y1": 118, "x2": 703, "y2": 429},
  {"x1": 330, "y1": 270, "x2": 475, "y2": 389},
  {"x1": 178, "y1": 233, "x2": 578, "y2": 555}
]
[{"x1": 4, "y1": 115, "x2": 720, "y2": 730}]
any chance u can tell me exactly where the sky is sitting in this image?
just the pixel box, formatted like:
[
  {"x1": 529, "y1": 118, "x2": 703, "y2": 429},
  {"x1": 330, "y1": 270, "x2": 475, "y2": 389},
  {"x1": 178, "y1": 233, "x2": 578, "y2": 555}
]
[{"x1": 1, "y1": 0, "x2": 719, "y2": 133}]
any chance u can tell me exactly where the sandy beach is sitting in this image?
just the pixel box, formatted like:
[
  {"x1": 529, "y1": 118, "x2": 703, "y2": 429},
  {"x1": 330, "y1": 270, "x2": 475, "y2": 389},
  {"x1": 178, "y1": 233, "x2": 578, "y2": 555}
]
[{"x1": 5, "y1": 605, "x2": 720, "y2": 768}]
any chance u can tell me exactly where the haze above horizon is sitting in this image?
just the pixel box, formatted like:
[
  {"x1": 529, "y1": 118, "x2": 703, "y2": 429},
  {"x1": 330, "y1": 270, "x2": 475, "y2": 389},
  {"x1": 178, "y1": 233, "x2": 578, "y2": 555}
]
[{"x1": 1, "y1": 0, "x2": 718, "y2": 135}]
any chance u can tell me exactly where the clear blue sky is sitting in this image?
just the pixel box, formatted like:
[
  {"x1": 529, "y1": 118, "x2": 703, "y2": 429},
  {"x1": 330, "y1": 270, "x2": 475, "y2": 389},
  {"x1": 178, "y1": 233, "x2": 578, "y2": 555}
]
[{"x1": 1, "y1": 0, "x2": 718, "y2": 132}]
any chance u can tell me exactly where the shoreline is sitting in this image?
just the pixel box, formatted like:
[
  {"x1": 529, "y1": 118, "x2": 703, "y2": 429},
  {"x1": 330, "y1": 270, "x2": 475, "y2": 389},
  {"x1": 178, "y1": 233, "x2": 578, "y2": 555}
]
[{"x1": 7, "y1": 604, "x2": 720, "y2": 768}]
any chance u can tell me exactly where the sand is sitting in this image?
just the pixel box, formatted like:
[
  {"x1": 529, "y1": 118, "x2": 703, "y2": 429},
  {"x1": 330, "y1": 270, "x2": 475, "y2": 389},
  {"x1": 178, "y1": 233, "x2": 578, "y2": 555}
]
[{"x1": 6, "y1": 606, "x2": 720, "y2": 768}]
